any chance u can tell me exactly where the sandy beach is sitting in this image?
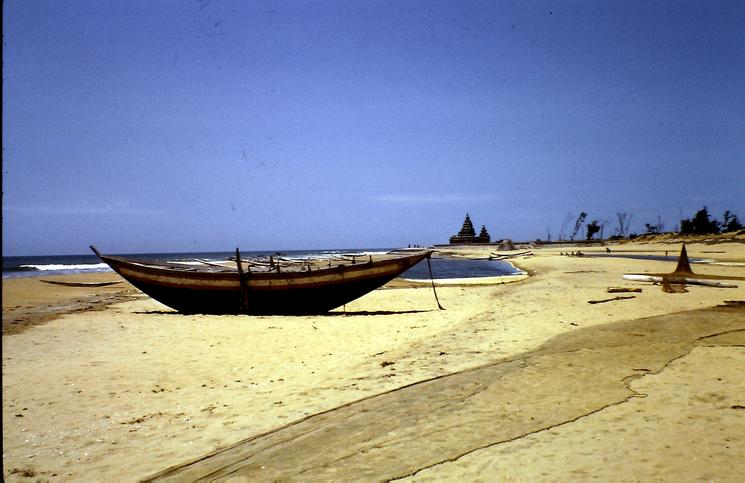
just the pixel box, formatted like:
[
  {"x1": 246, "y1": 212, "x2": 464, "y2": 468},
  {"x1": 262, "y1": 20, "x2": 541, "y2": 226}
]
[{"x1": 3, "y1": 239, "x2": 745, "y2": 481}]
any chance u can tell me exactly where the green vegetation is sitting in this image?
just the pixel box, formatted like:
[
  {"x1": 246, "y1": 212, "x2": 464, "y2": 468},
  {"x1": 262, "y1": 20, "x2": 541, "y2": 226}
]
[
  {"x1": 679, "y1": 207, "x2": 743, "y2": 235},
  {"x1": 552, "y1": 207, "x2": 742, "y2": 243},
  {"x1": 585, "y1": 220, "x2": 601, "y2": 240}
]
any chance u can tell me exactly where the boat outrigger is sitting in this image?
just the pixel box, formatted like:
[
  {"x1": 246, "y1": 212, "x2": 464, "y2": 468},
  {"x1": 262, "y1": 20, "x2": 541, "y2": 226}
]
[
  {"x1": 622, "y1": 244, "x2": 745, "y2": 291},
  {"x1": 90, "y1": 246, "x2": 433, "y2": 315}
]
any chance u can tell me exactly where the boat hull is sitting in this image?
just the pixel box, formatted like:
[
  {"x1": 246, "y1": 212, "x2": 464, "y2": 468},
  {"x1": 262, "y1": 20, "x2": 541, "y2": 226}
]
[{"x1": 97, "y1": 251, "x2": 431, "y2": 315}]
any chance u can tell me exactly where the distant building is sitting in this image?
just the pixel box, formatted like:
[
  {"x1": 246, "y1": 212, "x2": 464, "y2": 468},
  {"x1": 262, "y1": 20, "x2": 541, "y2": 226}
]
[
  {"x1": 450, "y1": 213, "x2": 491, "y2": 244},
  {"x1": 478, "y1": 225, "x2": 491, "y2": 242}
]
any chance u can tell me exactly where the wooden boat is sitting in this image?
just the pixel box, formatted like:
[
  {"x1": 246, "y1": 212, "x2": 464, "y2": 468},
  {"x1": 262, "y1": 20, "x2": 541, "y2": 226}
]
[
  {"x1": 90, "y1": 246, "x2": 432, "y2": 315},
  {"x1": 40, "y1": 279, "x2": 122, "y2": 287}
]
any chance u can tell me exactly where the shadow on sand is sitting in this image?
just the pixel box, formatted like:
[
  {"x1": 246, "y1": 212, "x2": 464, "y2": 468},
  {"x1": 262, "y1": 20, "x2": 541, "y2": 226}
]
[{"x1": 131, "y1": 309, "x2": 435, "y2": 317}]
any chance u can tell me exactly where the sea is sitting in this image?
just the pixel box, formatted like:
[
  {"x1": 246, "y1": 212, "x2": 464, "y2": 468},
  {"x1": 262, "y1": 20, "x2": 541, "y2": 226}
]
[{"x1": 2, "y1": 249, "x2": 523, "y2": 280}]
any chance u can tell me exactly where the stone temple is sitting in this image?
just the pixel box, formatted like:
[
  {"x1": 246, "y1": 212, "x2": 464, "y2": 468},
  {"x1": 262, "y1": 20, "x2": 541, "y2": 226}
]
[{"x1": 449, "y1": 213, "x2": 491, "y2": 244}]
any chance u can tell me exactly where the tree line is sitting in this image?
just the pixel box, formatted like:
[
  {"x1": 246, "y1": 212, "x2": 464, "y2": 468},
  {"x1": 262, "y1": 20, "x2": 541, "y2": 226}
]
[
  {"x1": 552, "y1": 207, "x2": 742, "y2": 241},
  {"x1": 678, "y1": 207, "x2": 742, "y2": 235}
]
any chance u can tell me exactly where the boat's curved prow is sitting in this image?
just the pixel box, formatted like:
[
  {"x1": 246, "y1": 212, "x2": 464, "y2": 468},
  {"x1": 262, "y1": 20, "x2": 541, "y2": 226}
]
[{"x1": 89, "y1": 245, "x2": 103, "y2": 259}]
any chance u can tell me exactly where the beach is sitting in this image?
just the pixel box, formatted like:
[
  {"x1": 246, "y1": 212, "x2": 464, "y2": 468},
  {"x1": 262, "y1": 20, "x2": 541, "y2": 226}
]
[{"x1": 3, "y1": 239, "x2": 745, "y2": 481}]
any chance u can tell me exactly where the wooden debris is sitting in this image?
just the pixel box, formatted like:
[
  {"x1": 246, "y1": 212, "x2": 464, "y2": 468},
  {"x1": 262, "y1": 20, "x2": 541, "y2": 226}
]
[
  {"x1": 662, "y1": 279, "x2": 688, "y2": 293},
  {"x1": 622, "y1": 274, "x2": 737, "y2": 288},
  {"x1": 722, "y1": 300, "x2": 745, "y2": 308},
  {"x1": 489, "y1": 251, "x2": 533, "y2": 260},
  {"x1": 607, "y1": 287, "x2": 642, "y2": 293},
  {"x1": 588, "y1": 295, "x2": 636, "y2": 304}
]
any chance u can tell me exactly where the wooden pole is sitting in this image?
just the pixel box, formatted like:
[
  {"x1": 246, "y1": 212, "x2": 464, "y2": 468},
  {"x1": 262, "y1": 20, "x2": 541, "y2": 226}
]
[{"x1": 235, "y1": 248, "x2": 250, "y2": 313}]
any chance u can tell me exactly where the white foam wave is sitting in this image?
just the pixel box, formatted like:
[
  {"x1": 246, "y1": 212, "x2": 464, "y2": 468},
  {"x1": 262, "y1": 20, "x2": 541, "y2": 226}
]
[{"x1": 21, "y1": 263, "x2": 111, "y2": 271}]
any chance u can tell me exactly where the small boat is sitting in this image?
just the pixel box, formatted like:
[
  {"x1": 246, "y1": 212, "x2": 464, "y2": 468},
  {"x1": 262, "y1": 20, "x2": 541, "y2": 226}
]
[
  {"x1": 622, "y1": 244, "x2": 745, "y2": 291},
  {"x1": 90, "y1": 246, "x2": 432, "y2": 315},
  {"x1": 40, "y1": 279, "x2": 122, "y2": 287}
]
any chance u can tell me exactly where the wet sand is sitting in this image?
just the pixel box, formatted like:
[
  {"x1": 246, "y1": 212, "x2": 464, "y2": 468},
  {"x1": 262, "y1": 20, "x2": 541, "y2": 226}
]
[
  {"x1": 3, "y1": 240, "x2": 744, "y2": 481},
  {"x1": 2, "y1": 273, "x2": 138, "y2": 336}
]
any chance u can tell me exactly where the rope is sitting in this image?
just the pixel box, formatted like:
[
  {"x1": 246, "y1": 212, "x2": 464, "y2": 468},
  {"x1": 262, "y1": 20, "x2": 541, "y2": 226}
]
[{"x1": 427, "y1": 254, "x2": 445, "y2": 310}]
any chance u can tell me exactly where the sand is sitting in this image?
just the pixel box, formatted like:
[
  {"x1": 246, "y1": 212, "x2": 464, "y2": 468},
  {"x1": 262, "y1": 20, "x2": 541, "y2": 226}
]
[{"x1": 3, "y1": 240, "x2": 745, "y2": 481}]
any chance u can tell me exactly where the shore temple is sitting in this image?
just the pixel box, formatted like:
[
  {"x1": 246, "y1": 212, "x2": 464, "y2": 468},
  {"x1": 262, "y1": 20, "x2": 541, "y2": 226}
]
[{"x1": 450, "y1": 213, "x2": 491, "y2": 244}]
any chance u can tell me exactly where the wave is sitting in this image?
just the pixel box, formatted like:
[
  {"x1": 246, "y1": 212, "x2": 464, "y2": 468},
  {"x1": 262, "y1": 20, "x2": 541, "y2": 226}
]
[
  {"x1": 20, "y1": 263, "x2": 111, "y2": 272},
  {"x1": 3, "y1": 262, "x2": 113, "y2": 278}
]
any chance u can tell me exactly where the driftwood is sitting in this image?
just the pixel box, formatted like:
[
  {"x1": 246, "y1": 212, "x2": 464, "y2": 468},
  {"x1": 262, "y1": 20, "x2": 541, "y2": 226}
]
[
  {"x1": 588, "y1": 295, "x2": 636, "y2": 304},
  {"x1": 40, "y1": 280, "x2": 122, "y2": 287},
  {"x1": 662, "y1": 280, "x2": 688, "y2": 293},
  {"x1": 622, "y1": 274, "x2": 737, "y2": 288},
  {"x1": 490, "y1": 251, "x2": 533, "y2": 260},
  {"x1": 607, "y1": 287, "x2": 642, "y2": 293}
]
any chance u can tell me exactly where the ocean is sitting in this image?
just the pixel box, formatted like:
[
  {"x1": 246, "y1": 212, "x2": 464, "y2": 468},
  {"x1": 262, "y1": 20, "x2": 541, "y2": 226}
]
[{"x1": 2, "y1": 249, "x2": 523, "y2": 280}]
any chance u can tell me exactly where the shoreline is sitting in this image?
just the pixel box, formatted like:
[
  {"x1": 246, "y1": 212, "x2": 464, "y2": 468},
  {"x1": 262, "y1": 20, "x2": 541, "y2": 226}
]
[
  {"x1": 3, "y1": 240, "x2": 745, "y2": 480},
  {"x1": 2, "y1": 255, "x2": 527, "y2": 334},
  {"x1": 2, "y1": 273, "x2": 139, "y2": 336}
]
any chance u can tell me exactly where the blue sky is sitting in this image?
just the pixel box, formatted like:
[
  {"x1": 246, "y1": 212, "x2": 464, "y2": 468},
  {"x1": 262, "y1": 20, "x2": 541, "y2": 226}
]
[{"x1": 4, "y1": 0, "x2": 744, "y2": 255}]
